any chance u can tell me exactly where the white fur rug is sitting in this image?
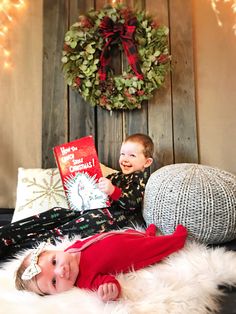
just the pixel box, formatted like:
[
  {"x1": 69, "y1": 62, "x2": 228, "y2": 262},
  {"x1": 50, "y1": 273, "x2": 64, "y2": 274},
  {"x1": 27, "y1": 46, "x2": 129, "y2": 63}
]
[{"x1": 1, "y1": 239, "x2": 236, "y2": 314}]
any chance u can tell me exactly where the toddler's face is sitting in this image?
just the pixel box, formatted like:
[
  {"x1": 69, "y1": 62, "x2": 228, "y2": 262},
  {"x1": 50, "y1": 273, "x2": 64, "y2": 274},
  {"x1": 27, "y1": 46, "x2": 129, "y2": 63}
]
[
  {"x1": 119, "y1": 141, "x2": 152, "y2": 174},
  {"x1": 31, "y1": 250, "x2": 80, "y2": 295}
]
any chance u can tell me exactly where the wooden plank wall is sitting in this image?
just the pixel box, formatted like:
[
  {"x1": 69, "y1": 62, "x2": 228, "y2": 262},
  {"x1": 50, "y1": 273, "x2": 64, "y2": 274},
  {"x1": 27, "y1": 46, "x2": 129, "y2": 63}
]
[{"x1": 42, "y1": 0, "x2": 198, "y2": 171}]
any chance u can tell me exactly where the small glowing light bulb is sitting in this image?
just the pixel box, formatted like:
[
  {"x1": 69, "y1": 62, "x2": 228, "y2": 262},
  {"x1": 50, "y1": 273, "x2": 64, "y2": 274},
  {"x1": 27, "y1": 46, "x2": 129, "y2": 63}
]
[
  {"x1": 4, "y1": 49, "x2": 10, "y2": 57},
  {"x1": 3, "y1": 26, "x2": 8, "y2": 33},
  {"x1": 4, "y1": 61, "x2": 12, "y2": 69},
  {"x1": 7, "y1": 15, "x2": 13, "y2": 22}
]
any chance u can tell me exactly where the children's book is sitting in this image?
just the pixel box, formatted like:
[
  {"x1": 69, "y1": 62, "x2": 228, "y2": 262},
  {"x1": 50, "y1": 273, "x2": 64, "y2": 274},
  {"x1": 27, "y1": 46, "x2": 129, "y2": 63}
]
[{"x1": 53, "y1": 135, "x2": 109, "y2": 212}]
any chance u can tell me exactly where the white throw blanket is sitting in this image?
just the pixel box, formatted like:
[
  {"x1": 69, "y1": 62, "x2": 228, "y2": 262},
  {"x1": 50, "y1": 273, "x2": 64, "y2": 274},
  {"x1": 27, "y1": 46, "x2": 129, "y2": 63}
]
[{"x1": 1, "y1": 239, "x2": 236, "y2": 314}]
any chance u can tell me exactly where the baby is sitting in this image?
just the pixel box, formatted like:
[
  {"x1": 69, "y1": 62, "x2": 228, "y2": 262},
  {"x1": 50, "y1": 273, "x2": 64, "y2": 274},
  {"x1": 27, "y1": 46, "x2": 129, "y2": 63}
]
[
  {"x1": 15, "y1": 224, "x2": 187, "y2": 301},
  {"x1": 98, "y1": 133, "x2": 154, "y2": 228}
]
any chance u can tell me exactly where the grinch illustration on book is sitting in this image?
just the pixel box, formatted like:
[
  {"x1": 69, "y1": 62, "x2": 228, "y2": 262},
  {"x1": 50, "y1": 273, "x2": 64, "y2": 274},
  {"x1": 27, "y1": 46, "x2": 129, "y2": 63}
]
[{"x1": 64, "y1": 172, "x2": 108, "y2": 212}]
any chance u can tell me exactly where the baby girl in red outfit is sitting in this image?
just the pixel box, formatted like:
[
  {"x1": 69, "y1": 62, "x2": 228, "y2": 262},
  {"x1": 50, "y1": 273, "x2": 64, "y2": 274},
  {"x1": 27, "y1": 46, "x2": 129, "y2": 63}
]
[{"x1": 15, "y1": 224, "x2": 187, "y2": 301}]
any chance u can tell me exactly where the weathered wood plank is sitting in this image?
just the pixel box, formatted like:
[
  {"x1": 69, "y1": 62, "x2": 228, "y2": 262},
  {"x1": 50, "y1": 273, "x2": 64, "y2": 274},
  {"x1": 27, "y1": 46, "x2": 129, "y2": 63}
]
[
  {"x1": 69, "y1": 0, "x2": 96, "y2": 141},
  {"x1": 168, "y1": 0, "x2": 198, "y2": 163},
  {"x1": 95, "y1": 0, "x2": 107, "y2": 10},
  {"x1": 42, "y1": 0, "x2": 69, "y2": 168},
  {"x1": 123, "y1": 0, "x2": 148, "y2": 140},
  {"x1": 97, "y1": 111, "x2": 124, "y2": 169},
  {"x1": 123, "y1": 0, "x2": 145, "y2": 9},
  {"x1": 95, "y1": 0, "x2": 123, "y2": 169},
  {"x1": 146, "y1": 0, "x2": 174, "y2": 171}
]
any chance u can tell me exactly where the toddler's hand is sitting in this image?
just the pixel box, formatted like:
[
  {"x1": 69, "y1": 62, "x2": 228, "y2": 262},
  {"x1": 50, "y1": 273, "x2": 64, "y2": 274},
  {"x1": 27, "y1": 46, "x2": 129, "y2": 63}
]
[
  {"x1": 98, "y1": 177, "x2": 115, "y2": 196},
  {"x1": 97, "y1": 283, "x2": 119, "y2": 302}
]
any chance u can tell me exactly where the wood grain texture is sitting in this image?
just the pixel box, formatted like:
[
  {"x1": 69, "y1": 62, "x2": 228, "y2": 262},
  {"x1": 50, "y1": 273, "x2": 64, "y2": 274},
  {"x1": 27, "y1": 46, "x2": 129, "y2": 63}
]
[
  {"x1": 95, "y1": 0, "x2": 123, "y2": 169},
  {"x1": 42, "y1": 0, "x2": 69, "y2": 168},
  {"x1": 69, "y1": 0, "x2": 96, "y2": 142},
  {"x1": 123, "y1": 0, "x2": 148, "y2": 143},
  {"x1": 169, "y1": 0, "x2": 199, "y2": 163},
  {"x1": 97, "y1": 109, "x2": 123, "y2": 169},
  {"x1": 146, "y1": 0, "x2": 174, "y2": 170}
]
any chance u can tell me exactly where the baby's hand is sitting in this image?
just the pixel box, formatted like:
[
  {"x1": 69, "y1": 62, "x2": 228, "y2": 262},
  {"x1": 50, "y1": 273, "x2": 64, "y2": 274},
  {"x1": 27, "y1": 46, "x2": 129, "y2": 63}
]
[
  {"x1": 97, "y1": 283, "x2": 119, "y2": 302},
  {"x1": 98, "y1": 177, "x2": 115, "y2": 196}
]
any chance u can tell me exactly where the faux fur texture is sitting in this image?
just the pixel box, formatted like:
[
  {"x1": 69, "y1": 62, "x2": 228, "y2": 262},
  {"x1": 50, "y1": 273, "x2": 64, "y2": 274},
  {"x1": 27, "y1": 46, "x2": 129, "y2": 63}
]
[{"x1": 1, "y1": 238, "x2": 236, "y2": 314}]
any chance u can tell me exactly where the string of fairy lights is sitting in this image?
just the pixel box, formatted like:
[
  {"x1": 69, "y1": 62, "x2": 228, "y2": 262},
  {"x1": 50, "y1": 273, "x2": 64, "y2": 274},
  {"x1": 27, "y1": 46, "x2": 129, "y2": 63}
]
[
  {"x1": 0, "y1": 0, "x2": 235, "y2": 70},
  {"x1": 0, "y1": 0, "x2": 25, "y2": 69}
]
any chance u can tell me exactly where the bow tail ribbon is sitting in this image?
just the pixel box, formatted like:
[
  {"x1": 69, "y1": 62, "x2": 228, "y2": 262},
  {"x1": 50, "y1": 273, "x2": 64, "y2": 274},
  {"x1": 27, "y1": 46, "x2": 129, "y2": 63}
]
[
  {"x1": 99, "y1": 17, "x2": 143, "y2": 82},
  {"x1": 99, "y1": 37, "x2": 113, "y2": 81},
  {"x1": 120, "y1": 25, "x2": 143, "y2": 80}
]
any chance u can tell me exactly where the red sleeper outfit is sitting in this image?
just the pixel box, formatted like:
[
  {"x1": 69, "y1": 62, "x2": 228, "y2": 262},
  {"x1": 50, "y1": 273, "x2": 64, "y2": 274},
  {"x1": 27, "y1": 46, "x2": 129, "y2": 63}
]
[{"x1": 65, "y1": 224, "x2": 187, "y2": 297}]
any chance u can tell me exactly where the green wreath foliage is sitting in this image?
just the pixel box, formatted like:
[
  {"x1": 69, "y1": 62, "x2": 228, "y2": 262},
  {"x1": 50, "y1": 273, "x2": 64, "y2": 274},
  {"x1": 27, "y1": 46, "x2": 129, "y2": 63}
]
[{"x1": 62, "y1": 6, "x2": 170, "y2": 111}]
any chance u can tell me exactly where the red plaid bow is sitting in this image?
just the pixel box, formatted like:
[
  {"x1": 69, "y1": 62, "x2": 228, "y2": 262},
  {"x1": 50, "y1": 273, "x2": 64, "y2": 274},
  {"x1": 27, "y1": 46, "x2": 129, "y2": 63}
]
[{"x1": 98, "y1": 16, "x2": 144, "y2": 81}]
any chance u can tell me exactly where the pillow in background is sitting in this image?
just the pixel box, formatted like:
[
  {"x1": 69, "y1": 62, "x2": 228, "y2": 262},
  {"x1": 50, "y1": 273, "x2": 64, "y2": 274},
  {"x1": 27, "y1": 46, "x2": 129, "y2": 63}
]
[
  {"x1": 100, "y1": 163, "x2": 118, "y2": 177},
  {"x1": 12, "y1": 168, "x2": 68, "y2": 222}
]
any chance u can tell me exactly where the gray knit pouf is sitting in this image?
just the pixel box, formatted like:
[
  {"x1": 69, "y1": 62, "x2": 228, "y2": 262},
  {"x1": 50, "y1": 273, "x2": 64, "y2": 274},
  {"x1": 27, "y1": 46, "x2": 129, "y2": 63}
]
[{"x1": 143, "y1": 163, "x2": 236, "y2": 244}]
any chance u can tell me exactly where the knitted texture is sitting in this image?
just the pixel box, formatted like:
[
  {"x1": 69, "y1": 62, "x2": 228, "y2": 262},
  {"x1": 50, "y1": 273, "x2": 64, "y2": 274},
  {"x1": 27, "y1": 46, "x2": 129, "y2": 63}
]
[{"x1": 143, "y1": 163, "x2": 236, "y2": 244}]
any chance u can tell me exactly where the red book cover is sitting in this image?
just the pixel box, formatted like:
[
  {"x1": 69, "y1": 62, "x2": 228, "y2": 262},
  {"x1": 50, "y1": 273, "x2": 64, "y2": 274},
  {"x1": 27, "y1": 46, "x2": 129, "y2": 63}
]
[{"x1": 53, "y1": 135, "x2": 109, "y2": 212}]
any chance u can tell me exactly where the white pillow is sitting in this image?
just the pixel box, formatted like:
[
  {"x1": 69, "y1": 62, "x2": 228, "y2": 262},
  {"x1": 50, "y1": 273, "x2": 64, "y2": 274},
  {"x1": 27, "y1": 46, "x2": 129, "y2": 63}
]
[
  {"x1": 12, "y1": 168, "x2": 68, "y2": 222},
  {"x1": 12, "y1": 164, "x2": 117, "y2": 223}
]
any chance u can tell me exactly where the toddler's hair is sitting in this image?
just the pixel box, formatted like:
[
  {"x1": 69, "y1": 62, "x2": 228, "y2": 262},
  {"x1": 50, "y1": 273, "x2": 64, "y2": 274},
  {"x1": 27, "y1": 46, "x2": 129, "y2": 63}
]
[{"x1": 124, "y1": 133, "x2": 154, "y2": 158}]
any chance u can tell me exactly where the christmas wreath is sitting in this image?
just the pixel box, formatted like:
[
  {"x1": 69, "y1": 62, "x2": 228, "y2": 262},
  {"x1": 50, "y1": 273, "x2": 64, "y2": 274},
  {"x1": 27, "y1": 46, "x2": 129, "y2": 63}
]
[{"x1": 62, "y1": 6, "x2": 170, "y2": 111}]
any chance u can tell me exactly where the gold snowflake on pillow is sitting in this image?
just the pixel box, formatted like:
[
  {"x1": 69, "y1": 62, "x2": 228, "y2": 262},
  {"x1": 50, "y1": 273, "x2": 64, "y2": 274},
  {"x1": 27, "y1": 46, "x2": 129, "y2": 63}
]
[
  {"x1": 12, "y1": 168, "x2": 69, "y2": 224},
  {"x1": 19, "y1": 169, "x2": 67, "y2": 210},
  {"x1": 23, "y1": 169, "x2": 65, "y2": 207}
]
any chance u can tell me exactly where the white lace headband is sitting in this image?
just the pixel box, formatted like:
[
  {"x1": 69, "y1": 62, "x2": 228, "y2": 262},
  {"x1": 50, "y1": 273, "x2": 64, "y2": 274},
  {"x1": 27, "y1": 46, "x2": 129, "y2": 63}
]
[{"x1": 21, "y1": 242, "x2": 46, "y2": 281}]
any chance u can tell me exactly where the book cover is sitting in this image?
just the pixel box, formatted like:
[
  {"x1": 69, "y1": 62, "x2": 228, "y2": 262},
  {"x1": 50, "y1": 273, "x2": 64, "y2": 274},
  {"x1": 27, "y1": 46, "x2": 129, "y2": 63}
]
[{"x1": 53, "y1": 135, "x2": 109, "y2": 212}]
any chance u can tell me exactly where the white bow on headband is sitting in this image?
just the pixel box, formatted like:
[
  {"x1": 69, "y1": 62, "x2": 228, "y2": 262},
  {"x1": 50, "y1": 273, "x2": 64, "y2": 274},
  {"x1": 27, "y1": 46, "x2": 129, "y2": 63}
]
[{"x1": 21, "y1": 242, "x2": 46, "y2": 280}]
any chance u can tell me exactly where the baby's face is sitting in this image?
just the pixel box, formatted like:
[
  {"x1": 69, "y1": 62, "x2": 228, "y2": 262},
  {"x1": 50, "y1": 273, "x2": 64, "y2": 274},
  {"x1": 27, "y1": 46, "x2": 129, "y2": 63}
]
[
  {"x1": 119, "y1": 141, "x2": 152, "y2": 174},
  {"x1": 31, "y1": 250, "x2": 80, "y2": 295}
]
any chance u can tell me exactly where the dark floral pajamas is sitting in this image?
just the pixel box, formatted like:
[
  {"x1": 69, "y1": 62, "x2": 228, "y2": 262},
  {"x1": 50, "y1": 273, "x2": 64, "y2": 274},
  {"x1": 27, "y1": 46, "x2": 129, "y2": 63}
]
[
  {"x1": 106, "y1": 170, "x2": 149, "y2": 228},
  {"x1": 0, "y1": 171, "x2": 149, "y2": 261}
]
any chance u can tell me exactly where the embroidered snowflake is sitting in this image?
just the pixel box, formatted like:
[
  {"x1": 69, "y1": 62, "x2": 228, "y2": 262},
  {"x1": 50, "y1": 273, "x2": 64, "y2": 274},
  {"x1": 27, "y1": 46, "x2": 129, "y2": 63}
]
[{"x1": 19, "y1": 169, "x2": 67, "y2": 211}]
